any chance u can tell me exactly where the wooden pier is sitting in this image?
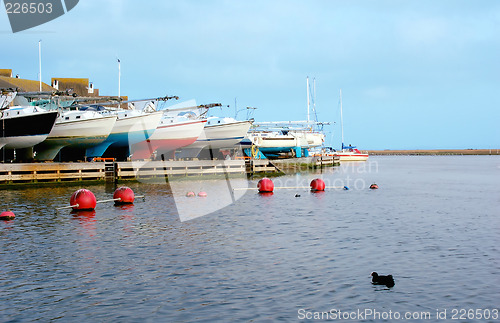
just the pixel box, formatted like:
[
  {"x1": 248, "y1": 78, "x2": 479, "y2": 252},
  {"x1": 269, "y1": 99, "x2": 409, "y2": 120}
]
[
  {"x1": 118, "y1": 160, "x2": 246, "y2": 180},
  {"x1": 247, "y1": 159, "x2": 280, "y2": 173},
  {"x1": 270, "y1": 155, "x2": 340, "y2": 173},
  {"x1": 0, "y1": 160, "x2": 246, "y2": 185},
  {"x1": 0, "y1": 155, "x2": 339, "y2": 186}
]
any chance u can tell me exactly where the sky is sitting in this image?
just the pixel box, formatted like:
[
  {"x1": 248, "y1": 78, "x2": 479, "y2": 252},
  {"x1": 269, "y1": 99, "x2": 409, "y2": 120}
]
[{"x1": 1, "y1": 0, "x2": 499, "y2": 150}]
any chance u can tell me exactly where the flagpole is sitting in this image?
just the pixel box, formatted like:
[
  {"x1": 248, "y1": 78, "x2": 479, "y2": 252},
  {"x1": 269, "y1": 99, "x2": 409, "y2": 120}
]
[{"x1": 117, "y1": 58, "x2": 121, "y2": 100}]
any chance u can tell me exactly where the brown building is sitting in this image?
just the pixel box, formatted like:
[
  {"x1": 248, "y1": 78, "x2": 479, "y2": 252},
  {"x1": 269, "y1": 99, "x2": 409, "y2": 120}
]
[
  {"x1": 1, "y1": 69, "x2": 127, "y2": 107},
  {"x1": 51, "y1": 77, "x2": 100, "y2": 97}
]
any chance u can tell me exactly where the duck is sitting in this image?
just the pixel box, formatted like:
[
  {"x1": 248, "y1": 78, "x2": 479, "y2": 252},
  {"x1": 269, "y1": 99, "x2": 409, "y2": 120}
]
[{"x1": 371, "y1": 272, "x2": 395, "y2": 287}]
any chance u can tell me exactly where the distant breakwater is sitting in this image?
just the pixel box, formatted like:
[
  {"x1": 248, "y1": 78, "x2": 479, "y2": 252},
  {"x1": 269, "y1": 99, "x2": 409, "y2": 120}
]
[{"x1": 367, "y1": 149, "x2": 500, "y2": 155}]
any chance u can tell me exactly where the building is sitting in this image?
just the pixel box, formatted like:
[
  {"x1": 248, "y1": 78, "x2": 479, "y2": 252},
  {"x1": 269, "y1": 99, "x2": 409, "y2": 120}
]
[
  {"x1": 0, "y1": 69, "x2": 55, "y2": 92},
  {"x1": 51, "y1": 77, "x2": 100, "y2": 97}
]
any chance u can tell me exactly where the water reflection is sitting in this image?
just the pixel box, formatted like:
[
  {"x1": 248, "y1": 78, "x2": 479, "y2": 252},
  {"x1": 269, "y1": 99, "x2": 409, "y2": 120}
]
[{"x1": 71, "y1": 210, "x2": 97, "y2": 238}]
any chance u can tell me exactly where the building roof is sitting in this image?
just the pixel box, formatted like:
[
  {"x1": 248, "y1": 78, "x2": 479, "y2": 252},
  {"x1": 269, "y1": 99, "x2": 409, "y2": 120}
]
[
  {"x1": 0, "y1": 76, "x2": 56, "y2": 92},
  {"x1": 0, "y1": 69, "x2": 13, "y2": 77}
]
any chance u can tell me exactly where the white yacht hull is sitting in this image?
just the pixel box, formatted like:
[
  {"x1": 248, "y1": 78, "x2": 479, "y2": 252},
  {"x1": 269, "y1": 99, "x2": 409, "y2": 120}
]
[
  {"x1": 130, "y1": 119, "x2": 206, "y2": 160},
  {"x1": 176, "y1": 120, "x2": 252, "y2": 158},
  {"x1": 85, "y1": 111, "x2": 163, "y2": 158},
  {"x1": 35, "y1": 113, "x2": 116, "y2": 160},
  {"x1": 336, "y1": 151, "x2": 369, "y2": 161}
]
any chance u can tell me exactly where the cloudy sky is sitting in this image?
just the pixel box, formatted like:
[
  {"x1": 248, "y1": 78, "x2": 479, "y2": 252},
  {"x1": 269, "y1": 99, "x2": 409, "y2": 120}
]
[{"x1": 1, "y1": 0, "x2": 499, "y2": 149}]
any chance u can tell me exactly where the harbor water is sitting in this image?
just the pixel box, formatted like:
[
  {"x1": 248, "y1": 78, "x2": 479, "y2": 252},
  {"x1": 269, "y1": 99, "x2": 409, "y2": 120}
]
[{"x1": 1, "y1": 156, "x2": 499, "y2": 322}]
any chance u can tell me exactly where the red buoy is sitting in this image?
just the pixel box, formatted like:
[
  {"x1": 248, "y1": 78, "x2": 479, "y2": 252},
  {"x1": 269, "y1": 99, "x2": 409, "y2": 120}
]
[
  {"x1": 186, "y1": 191, "x2": 196, "y2": 197},
  {"x1": 198, "y1": 191, "x2": 207, "y2": 197},
  {"x1": 70, "y1": 189, "x2": 97, "y2": 211},
  {"x1": 310, "y1": 178, "x2": 326, "y2": 191},
  {"x1": 257, "y1": 178, "x2": 274, "y2": 193},
  {"x1": 113, "y1": 186, "x2": 135, "y2": 204},
  {"x1": 370, "y1": 183, "x2": 379, "y2": 189},
  {"x1": 0, "y1": 211, "x2": 15, "y2": 220}
]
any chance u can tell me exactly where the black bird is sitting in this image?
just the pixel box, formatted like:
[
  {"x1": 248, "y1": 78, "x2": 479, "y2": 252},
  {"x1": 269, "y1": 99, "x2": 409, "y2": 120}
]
[{"x1": 371, "y1": 272, "x2": 395, "y2": 287}]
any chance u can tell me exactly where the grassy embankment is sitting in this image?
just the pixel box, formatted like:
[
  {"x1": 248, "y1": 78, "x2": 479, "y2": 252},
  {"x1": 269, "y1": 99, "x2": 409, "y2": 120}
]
[{"x1": 366, "y1": 149, "x2": 500, "y2": 155}]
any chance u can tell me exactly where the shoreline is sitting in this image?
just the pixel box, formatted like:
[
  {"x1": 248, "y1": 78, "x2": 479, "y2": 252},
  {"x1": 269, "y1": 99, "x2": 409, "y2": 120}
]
[{"x1": 366, "y1": 149, "x2": 500, "y2": 155}]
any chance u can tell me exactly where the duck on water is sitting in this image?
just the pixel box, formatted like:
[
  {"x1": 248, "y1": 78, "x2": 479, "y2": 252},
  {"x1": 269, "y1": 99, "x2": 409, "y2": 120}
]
[{"x1": 371, "y1": 272, "x2": 395, "y2": 288}]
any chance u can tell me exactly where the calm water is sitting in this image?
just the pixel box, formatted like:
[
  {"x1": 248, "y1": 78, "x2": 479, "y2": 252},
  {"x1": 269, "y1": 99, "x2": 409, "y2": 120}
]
[{"x1": 1, "y1": 156, "x2": 499, "y2": 322}]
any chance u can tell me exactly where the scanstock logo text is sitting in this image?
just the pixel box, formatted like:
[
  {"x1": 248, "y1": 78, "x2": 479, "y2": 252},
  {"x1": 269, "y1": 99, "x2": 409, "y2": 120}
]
[{"x1": 3, "y1": 0, "x2": 79, "y2": 33}]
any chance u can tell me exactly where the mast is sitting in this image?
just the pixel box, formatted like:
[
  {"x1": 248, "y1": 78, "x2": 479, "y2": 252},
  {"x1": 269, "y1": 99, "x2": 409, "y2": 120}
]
[
  {"x1": 306, "y1": 77, "x2": 310, "y2": 123},
  {"x1": 313, "y1": 77, "x2": 316, "y2": 125},
  {"x1": 38, "y1": 40, "x2": 42, "y2": 91},
  {"x1": 340, "y1": 89, "x2": 344, "y2": 150}
]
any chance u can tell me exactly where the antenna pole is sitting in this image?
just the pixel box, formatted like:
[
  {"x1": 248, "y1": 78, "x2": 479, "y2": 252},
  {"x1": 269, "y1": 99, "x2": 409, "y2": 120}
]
[{"x1": 38, "y1": 40, "x2": 42, "y2": 91}]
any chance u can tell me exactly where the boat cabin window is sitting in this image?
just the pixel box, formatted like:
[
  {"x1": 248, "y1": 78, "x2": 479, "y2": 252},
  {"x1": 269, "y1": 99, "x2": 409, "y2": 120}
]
[
  {"x1": 76, "y1": 116, "x2": 81, "y2": 119},
  {"x1": 65, "y1": 117, "x2": 69, "y2": 120}
]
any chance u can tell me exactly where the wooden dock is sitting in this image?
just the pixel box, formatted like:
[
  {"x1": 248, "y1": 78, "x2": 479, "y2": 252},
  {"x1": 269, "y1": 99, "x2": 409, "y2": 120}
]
[
  {"x1": 118, "y1": 160, "x2": 246, "y2": 180},
  {"x1": 0, "y1": 155, "x2": 339, "y2": 186},
  {"x1": 247, "y1": 159, "x2": 280, "y2": 173},
  {"x1": 270, "y1": 155, "x2": 340, "y2": 172},
  {"x1": 0, "y1": 160, "x2": 246, "y2": 185}
]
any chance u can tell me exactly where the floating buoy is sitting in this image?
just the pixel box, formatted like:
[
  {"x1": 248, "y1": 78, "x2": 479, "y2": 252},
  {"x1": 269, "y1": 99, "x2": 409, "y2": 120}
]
[
  {"x1": 113, "y1": 186, "x2": 135, "y2": 204},
  {"x1": 70, "y1": 189, "x2": 97, "y2": 211},
  {"x1": 186, "y1": 191, "x2": 196, "y2": 197},
  {"x1": 257, "y1": 178, "x2": 274, "y2": 193},
  {"x1": 310, "y1": 178, "x2": 326, "y2": 191},
  {"x1": 198, "y1": 191, "x2": 207, "y2": 197},
  {"x1": 370, "y1": 183, "x2": 379, "y2": 189},
  {"x1": 0, "y1": 210, "x2": 15, "y2": 220}
]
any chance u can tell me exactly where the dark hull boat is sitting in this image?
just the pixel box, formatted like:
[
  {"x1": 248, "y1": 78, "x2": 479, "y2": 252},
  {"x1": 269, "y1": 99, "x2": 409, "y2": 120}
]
[{"x1": 0, "y1": 106, "x2": 58, "y2": 149}]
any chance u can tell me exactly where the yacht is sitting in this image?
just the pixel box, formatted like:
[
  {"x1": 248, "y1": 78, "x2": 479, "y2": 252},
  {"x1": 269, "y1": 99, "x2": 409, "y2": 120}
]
[
  {"x1": 0, "y1": 92, "x2": 58, "y2": 150},
  {"x1": 334, "y1": 89, "x2": 368, "y2": 162},
  {"x1": 82, "y1": 106, "x2": 163, "y2": 159},
  {"x1": 34, "y1": 110, "x2": 117, "y2": 161},
  {"x1": 130, "y1": 113, "x2": 206, "y2": 160},
  {"x1": 0, "y1": 105, "x2": 58, "y2": 150},
  {"x1": 177, "y1": 116, "x2": 253, "y2": 158}
]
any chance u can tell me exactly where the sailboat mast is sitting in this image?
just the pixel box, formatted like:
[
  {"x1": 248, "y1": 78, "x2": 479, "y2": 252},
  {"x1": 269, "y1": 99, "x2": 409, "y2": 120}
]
[
  {"x1": 313, "y1": 78, "x2": 316, "y2": 126},
  {"x1": 340, "y1": 89, "x2": 344, "y2": 149},
  {"x1": 306, "y1": 76, "x2": 310, "y2": 123},
  {"x1": 38, "y1": 40, "x2": 42, "y2": 92}
]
